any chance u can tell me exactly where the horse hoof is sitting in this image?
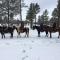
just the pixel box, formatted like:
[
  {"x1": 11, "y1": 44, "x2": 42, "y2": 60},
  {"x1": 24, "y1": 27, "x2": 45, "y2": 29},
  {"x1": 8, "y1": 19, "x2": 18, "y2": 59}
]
[
  {"x1": 27, "y1": 35, "x2": 29, "y2": 37},
  {"x1": 2, "y1": 37, "x2": 3, "y2": 39},
  {"x1": 50, "y1": 37, "x2": 52, "y2": 38},
  {"x1": 58, "y1": 36, "x2": 59, "y2": 38},
  {"x1": 38, "y1": 36, "x2": 40, "y2": 37},
  {"x1": 10, "y1": 36, "x2": 13, "y2": 38},
  {"x1": 17, "y1": 36, "x2": 18, "y2": 38}
]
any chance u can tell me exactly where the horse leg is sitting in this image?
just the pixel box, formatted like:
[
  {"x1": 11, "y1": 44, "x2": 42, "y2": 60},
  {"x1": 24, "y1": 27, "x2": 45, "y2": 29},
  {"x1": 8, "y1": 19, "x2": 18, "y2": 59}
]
[
  {"x1": 12, "y1": 33, "x2": 13, "y2": 38},
  {"x1": 25, "y1": 29, "x2": 29, "y2": 37},
  {"x1": 25, "y1": 32, "x2": 28, "y2": 37},
  {"x1": 50, "y1": 32, "x2": 52, "y2": 38},
  {"x1": 10, "y1": 33, "x2": 13, "y2": 38},
  {"x1": 1, "y1": 33, "x2": 4, "y2": 39},
  {"x1": 26, "y1": 32, "x2": 29, "y2": 37},
  {"x1": 27, "y1": 32, "x2": 29, "y2": 37},
  {"x1": 27, "y1": 29, "x2": 29, "y2": 37},
  {"x1": 17, "y1": 32, "x2": 20, "y2": 38},
  {"x1": 25, "y1": 32, "x2": 26, "y2": 37},
  {"x1": 38, "y1": 31, "x2": 40, "y2": 37},
  {"x1": 4, "y1": 34, "x2": 5, "y2": 38},
  {"x1": 58, "y1": 31, "x2": 60, "y2": 38},
  {"x1": 2, "y1": 34, "x2": 3, "y2": 39},
  {"x1": 46, "y1": 31, "x2": 48, "y2": 37},
  {"x1": 24, "y1": 31, "x2": 27, "y2": 37}
]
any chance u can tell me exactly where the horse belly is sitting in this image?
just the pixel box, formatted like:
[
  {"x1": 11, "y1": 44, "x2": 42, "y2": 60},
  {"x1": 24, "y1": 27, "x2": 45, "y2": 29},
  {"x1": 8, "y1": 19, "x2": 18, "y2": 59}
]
[{"x1": 41, "y1": 30, "x2": 44, "y2": 32}]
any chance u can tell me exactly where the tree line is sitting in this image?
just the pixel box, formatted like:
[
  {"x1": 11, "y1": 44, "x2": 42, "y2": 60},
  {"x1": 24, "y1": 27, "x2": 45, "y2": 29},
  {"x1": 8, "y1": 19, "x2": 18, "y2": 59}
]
[
  {"x1": 0, "y1": 0, "x2": 60, "y2": 28},
  {"x1": 26, "y1": 0, "x2": 60, "y2": 28}
]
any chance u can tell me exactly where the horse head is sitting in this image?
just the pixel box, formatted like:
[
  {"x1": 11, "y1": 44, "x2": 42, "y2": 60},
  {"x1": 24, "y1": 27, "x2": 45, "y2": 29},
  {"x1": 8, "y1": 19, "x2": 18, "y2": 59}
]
[
  {"x1": 12, "y1": 25, "x2": 18, "y2": 31},
  {"x1": 32, "y1": 26, "x2": 36, "y2": 30}
]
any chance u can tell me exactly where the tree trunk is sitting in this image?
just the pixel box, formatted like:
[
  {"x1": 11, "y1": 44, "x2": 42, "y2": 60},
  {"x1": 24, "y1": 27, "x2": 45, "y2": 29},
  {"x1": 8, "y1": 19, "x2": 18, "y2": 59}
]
[
  {"x1": 35, "y1": 15, "x2": 36, "y2": 26},
  {"x1": 30, "y1": 20, "x2": 33, "y2": 29},
  {"x1": 7, "y1": 0, "x2": 9, "y2": 26},
  {"x1": 57, "y1": 17, "x2": 60, "y2": 27},
  {"x1": 20, "y1": 0, "x2": 22, "y2": 21}
]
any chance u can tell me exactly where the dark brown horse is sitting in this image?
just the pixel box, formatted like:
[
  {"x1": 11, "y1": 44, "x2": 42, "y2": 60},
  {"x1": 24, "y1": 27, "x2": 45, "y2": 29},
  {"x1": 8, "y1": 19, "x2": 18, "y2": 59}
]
[
  {"x1": 0, "y1": 25, "x2": 16, "y2": 38},
  {"x1": 47, "y1": 26, "x2": 60, "y2": 38},
  {"x1": 15, "y1": 26, "x2": 29, "y2": 37}
]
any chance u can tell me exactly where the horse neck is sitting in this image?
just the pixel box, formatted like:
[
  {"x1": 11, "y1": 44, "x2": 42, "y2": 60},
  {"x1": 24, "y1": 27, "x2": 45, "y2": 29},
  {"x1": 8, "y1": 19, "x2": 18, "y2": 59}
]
[
  {"x1": 16, "y1": 27, "x2": 19, "y2": 32},
  {"x1": 35, "y1": 26, "x2": 40, "y2": 30}
]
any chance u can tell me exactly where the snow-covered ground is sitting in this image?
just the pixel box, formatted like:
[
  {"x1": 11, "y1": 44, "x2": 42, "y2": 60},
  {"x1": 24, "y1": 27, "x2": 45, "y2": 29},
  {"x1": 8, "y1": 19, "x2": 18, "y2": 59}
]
[{"x1": 0, "y1": 29, "x2": 60, "y2": 60}]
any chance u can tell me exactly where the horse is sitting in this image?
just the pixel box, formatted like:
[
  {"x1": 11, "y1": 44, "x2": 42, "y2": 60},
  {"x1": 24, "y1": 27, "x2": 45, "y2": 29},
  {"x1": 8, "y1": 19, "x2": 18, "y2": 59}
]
[
  {"x1": 0, "y1": 26, "x2": 4, "y2": 38},
  {"x1": 47, "y1": 25, "x2": 60, "y2": 38},
  {"x1": 32, "y1": 25, "x2": 48, "y2": 37},
  {"x1": 15, "y1": 25, "x2": 29, "y2": 37},
  {"x1": 0, "y1": 25, "x2": 16, "y2": 38},
  {"x1": 45, "y1": 22, "x2": 60, "y2": 38}
]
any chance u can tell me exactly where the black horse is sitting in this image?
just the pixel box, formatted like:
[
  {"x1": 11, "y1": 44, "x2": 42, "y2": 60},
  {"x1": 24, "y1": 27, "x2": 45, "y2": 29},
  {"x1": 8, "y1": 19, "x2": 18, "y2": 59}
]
[
  {"x1": 0, "y1": 25, "x2": 16, "y2": 38},
  {"x1": 32, "y1": 24, "x2": 48, "y2": 37}
]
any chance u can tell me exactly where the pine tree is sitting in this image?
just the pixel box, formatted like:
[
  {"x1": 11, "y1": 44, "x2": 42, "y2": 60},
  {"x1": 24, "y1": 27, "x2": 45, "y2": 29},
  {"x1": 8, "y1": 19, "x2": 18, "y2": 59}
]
[
  {"x1": 51, "y1": 8, "x2": 58, "y2": 27},
  {"x1": 52, "y1": 8, "x2": 58, "y2": 18},
  {"x1": 41, "y1": 9, "x2": 49, "y2": 25},
  {"x1": 26, "y1": 3, "x2": 35, "y2": 28},
  {"x1": 0, "y1": 0, "x2": 21, "y2": 25},
  {"x1": 0, "y1": 0, "x2": 20, "y2": 18},
  {"x1": 26, "y1": 3, "x2": 40, "y2": 28},
  {"x1": 57, "y1": 0, "x2": 60, "y2": 27},
  {"x1": 34, "y1": 3, "x2": 40, "y2": 25}
]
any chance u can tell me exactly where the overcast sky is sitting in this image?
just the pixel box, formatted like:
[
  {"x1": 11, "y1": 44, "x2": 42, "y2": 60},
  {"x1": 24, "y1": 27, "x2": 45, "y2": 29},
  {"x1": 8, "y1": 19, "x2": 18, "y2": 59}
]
[{"x1": 15, "y1": 0, "x2": 58, "y2": 20}]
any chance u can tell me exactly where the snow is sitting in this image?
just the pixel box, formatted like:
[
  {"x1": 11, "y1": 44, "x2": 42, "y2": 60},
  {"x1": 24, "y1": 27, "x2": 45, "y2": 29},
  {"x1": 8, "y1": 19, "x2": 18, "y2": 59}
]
[{"x1": 0, "y1": 29, "x2": 60, "y2": 60}]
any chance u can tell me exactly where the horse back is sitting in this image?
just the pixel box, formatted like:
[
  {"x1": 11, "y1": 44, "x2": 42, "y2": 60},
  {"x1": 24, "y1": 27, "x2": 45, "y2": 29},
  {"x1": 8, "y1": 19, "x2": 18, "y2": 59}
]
[
  {"x1": 47, "y1": 26, "x2": 60, "y2": 32},
  {"x1": 23, "y1": 27, "x2": 29, "y2": 33}
]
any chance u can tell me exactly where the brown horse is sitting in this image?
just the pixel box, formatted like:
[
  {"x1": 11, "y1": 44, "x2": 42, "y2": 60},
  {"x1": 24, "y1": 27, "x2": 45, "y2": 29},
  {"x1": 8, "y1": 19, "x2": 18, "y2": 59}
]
[
  {"x1": 15, "y1": 26, "x2": 29, "y2": 37},
  {"x1": 47, "y1": 26, "x2": 60, "y2": 38}
]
